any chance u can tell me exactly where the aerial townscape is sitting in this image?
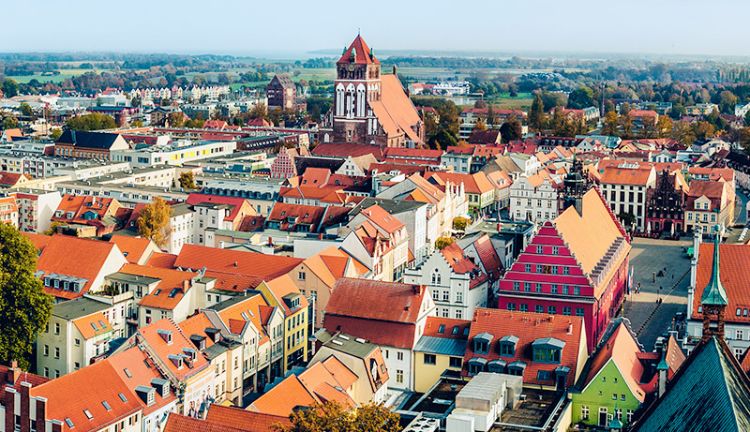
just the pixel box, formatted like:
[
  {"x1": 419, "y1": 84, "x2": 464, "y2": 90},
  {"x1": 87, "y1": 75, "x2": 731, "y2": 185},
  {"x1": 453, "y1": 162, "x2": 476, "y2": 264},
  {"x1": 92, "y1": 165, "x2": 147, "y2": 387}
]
[{"x1": 2, "y1": 3, "x2": 750, "y2": 432}]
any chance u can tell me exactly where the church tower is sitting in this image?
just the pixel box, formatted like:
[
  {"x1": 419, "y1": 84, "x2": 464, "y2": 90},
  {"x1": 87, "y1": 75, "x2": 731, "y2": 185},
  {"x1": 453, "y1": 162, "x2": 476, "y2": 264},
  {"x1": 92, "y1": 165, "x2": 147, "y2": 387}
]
[
  {"x1": 701, "y1": 225, "x2": 729, "y2": 341},
  {"x1": 558, "y1": 155, "x2": 592, "y2": 214},
  {"x1": 332, "y1": 34, "x2": 382, "y2": 144}
]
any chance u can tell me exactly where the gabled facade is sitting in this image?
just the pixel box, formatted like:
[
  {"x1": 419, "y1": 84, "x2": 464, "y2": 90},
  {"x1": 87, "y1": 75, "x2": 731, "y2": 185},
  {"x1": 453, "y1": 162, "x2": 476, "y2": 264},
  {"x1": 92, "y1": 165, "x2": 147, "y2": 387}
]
[
  {"x1": 256, "y1": 275, "x2": 309, "y2": 372},
  {"x1": 404, "y1": 242, "x2": 489, "y2": 321},
  {"x1": 499, "y1": 189, "x2": 631, "y2": 351},
  {"x1": 412, "y1": 317, "x2": 470, "y2": 392}
]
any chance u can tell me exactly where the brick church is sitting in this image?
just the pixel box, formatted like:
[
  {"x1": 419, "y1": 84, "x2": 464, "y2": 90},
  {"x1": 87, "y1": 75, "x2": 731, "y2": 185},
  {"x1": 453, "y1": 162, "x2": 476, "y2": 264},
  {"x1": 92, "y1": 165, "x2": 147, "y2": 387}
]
[{"x1": 326, "y1": 35, "x2": 425, "y2": 148}]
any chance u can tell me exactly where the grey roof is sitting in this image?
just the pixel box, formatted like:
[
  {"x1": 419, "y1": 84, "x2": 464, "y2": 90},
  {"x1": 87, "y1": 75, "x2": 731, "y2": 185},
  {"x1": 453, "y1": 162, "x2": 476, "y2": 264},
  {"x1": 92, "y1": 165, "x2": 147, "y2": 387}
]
[
  {"x1": 467, "y1": 357, "x2": 487, "y2": 365},
  {"x1": 171, "y1": 203, "x2": 193, "y2": 217},
  {"x1": 413, "y1": 336, "x2": 467, "y2": 356},
  {"x1": 107, "y1": 272, "x2": 160, "y2": 285},
  {"x1": 633, "y1": 337, "x2": 750, "y2": 432},
  {"x1": 52, "y1": 297, "x2": 109, "y2": 320},
  {"x1": 315, "y1": 330, "x2": 378, "y2": 359},
  {"x1": 532, "y1": 337, "x2": 566, "y2": 349},
  {"x1": 352, "y1": 197, "x2": 425, "y2": 218},
  {"x1": 475, "y1": 332, "x2": 494, "y2": 342},
  {"x1": 508, "y1": 361, "x2": 527, "y2": 369},
  {"x1": 500, "y1": 335, "x2": 520, "y2": 344}
]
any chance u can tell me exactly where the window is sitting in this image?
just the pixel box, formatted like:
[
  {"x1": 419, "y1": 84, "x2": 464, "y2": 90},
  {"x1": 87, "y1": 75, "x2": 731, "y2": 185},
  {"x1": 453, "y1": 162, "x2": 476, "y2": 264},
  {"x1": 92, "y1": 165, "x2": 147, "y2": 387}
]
[
  {"x1": 576, "y1": 308, "x2": 585, "y2": 317},
  {"x1": 535, "y1": 283, "x2": 542, "y2": 293},
  {"x1": 533, "y1": 347, "x2": 561, "y2": 363},
  {"x1": 455, "y1": 309, "x2": 463, "y2": 319},
  {"x1": 423, "y1": 354, "x2": 436, "y2": 365},
  {"x1": 552, "y1": 246, "x2": 559, "y2": 254},
  {"x1": 548, "y1": 306, "x2": 556, "y2": 314},
  {"x1": 581, "y1": 406, "x2": 590, "y2": 420},
  {"x1": 536, "y1": 264, "x2": 543, "y2": 273},
  {"x1": 612, "y1": 393, "x2": 618, "y2": 400},
  {"x1": 507, "y1": 303, "x2": 516, "y2": 311},
  {"x1": 43, "y1": 367, "x2": 48, "y2": 377},
  {"x1": 396, "y1": 370, "x2": 403, "y2": 384},
  {"x1": 449, "y1": 357, "x2": 462, "y2": 368},
  {"x1": 524, "y1": 282, "x2": 531, "y2": 292},
  {"x1": 736, "y1": 330, "x2": 744, "y2": 340},
  {"x1": 524, "y1": 264, "x2": 531, "y2": 272},
  {"x1": 563, "y1": 306, "x2": 571, "y2": 315},
  {"x1": 54, "y1": 347, "x2": 60, "y2": 359},
  {"x1": 537, "y1": 370, "x2": 552, "y2": 381},
  {"x1": 536, "y1": 245, "x2": 543, "y2": 254},
  {"x1": 551, "y1": 284, "x2": 558, "y2": 294},
  {"x1": 627, "y1": 410, "x2": 634, "y2": 423},
  {"x1": 397, "y1": 352, "x2": 404, "y2": 361},
  {"x1": 43, "y1": 345, "x2": 49, "y2": 356},
  {"x1": 456, "y1": 292, "x2": 463, "y2": 304},
  {"x1": 297, "y1": 271, "x2": 305, "y2": 281},
  {"x1": 54, "y1": 323, "x2": 60, "y2": 335},
  {"x1": 513, "y1": 282, "x2": 520, "y2": 291},
  {"x1": 535, "y1": 305, "x2": 543, "y2": 313},
  {"x1": 75, "y1": 338, "x2": 80, "y2": 346},
  {"x1": 563, "y1": 267, "x2": 570, "y2": 275},
  {"x1": 520, "y1": 304, "x2": 528, "y2": 312},
  {"x1": 442, "y1": 291, "x2": 449, "y2": 302}
]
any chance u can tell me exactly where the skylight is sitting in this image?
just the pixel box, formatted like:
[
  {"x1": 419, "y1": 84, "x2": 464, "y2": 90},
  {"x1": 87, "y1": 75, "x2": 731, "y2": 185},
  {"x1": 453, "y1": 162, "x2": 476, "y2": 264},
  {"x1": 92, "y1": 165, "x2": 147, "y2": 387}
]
[
  {"x1": 83, "y1": 409, "x2": 93, "y2": 419},
  {"x1": 102, "y1": 400, "x2": 111, "y2": 411},
  {"x1": 118, "y1": 392, "x2": 128, "y2": 402}
]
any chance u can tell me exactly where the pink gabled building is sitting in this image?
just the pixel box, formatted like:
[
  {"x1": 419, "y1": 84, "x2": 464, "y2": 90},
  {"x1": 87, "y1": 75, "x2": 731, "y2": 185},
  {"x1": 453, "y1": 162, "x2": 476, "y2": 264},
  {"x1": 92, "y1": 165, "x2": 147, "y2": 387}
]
[{"x1": 498, "y1": 189, "x2": 631, "y2": 351}]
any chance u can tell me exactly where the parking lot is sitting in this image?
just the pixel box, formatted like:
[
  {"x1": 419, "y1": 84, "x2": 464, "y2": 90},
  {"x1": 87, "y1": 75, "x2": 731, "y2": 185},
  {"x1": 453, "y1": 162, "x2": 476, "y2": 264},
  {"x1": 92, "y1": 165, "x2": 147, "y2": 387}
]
[{"x1": 622, "y1": 237, "x2": 692, "y2": 350}]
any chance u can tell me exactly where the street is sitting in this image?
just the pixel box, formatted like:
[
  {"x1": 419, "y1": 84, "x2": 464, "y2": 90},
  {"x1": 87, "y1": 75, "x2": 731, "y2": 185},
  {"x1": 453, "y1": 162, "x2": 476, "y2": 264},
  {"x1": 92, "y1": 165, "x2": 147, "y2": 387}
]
[{"x1": 622, "y1": 237, "x2": 691, "y2": 351}]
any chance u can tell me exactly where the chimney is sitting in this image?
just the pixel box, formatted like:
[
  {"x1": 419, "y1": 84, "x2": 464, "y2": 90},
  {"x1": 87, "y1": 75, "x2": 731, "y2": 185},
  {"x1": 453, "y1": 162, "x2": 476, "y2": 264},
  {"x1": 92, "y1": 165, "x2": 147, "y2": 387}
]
[
  {"x1": 574, "y1": 197, "x2": 583, "y2": 217},
  {"x1": 656, "y1": 348, "x2": 669, "y2": 398},
  {"x1": 567, "y1": 322, "x2": 573, "y2": 335},
  {"x1": 7, "y1": 360, "x2": 19, "y2": 385},
  {"x1": 392, "y1": 65, "x2": 397, "y2": 75}
]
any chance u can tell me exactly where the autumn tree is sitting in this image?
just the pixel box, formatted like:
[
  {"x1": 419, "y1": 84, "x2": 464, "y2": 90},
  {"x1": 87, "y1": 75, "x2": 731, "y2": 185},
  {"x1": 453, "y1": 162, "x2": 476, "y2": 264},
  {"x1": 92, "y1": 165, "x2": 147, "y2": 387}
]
[
  {"x1": 167, "y1": 112, "x2": 186, "y2": 128},
  {"x1": 529, "y1": 92, "x2": 544, "y2": 131},
  {"x1": 602, "y1": 111, "x2": 619, "y2": 136},
  {"x1": 619, "y1": 112, "x2": 633, "y2": 138},
  {"x1": 66, "y1": 113, "x2": 117, "y2": 131},
  {"x1": 0, "y1": 223, "x2": 53, "y2": 369},
  {"x1": 274, "y1": 402, "x2": 401, "y2": 432},
  {"x1": 137, "y1": 197, "x2": 172, "y2": 248},
  {"x1": 656, "y1": 115, "x2": 673, "y2": 138},
  {"x1": 178, "y1": 171, "x2": 197, "y2": 190},
  {"x1": 642, "y1": 116, "x2": 657, "y2": 138},
  {"x1": 436, "y1": 236, "x2": 455, "y2": 250},
  {"x1": 473, "y1": 118, "x2": 487, "y2": 132}
]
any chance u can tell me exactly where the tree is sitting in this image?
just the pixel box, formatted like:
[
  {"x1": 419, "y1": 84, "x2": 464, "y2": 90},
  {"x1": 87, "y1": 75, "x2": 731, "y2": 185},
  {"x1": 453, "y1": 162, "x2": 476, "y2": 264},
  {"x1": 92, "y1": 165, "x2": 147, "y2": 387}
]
[
  {"x1": 529, "y1": 92, "x2": 544, "y2": 131},
  {"x1": 2, "y1": 79, "x2": 18, "y2": 98},
  {"x1": 274, "y1": 401, "x2": 401, "y2": 432},
  {"x1": 167, "y1": 112, "x2": 186, "y2": 128},
  {"x1": 66, "y1": 113, "x2": 116, "y2": 131},
  {"x1": 500, "y1": 115, "x2": 523, "y2": 143},
  {"x1": 486, "y1": 105, "x2": 496, "y2": 126},
  {"x1": 130, "y1": 95, "x2": 141, "y2": 108},
  {"x1": 453, "y1": 217, "x2": 470, "y2": 231},
  {"x1": 137, "y1": 197, "x2": 172, "y2": 248},
  {"x1": 602, "y1": 111, "x2": 619, "y2": 136},
  {"x1": 0, "y1": 223, "x2": 53, "y2": 369},
  {"x1": 671, "y1": 120, "x2": 696, "y2": 145},
  {"x1": 619, "y1": 112, "x2": 633, "y2": 138},
  {"x1": 250, "y1": 102, "x2": 269, "y2": 120},
  {"x1": 18, "y1": 102, "x2": 34, "y2": 118},
  {"x1": 642, "y1": 116, "x2": 657, "y2": 138},
  {"x1": 1, "y1": 115, "x2": 19, "y2": 130},
  {"x1": 49, "y1": 128, "x2": 63, "y2": 141},
  {"x1": 436, "y1": 236, "x2": 455, "y2": 250},
  {"x1": 473, "y1": 118, "x2": 487, "y2": 132},
  {"x1": 656, "y1": 115, "x2": 673, "y2": 138},
  {"x1": 567, "y1": 86, "x2": 595, "y2": 109},
  {"x1": 692, "y1": 121, "x2": 716, "y2": 141},
  {"x1": 178, "y1": 171, "x2": 197, "y2": 190}
]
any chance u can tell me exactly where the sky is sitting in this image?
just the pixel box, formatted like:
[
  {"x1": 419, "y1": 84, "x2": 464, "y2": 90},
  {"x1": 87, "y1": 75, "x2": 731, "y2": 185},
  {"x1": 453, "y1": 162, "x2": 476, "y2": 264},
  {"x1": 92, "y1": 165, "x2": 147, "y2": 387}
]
[{"x1": 2, "y1": 0, "x2": 749, "y2": 58}]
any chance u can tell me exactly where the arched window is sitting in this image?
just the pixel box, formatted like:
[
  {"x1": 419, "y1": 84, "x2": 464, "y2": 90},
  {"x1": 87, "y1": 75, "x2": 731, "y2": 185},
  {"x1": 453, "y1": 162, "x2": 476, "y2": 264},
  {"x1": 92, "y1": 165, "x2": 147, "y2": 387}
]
[
  {"x1": 431, "y1": 268, "x2": 442, "y2": 286},
  {"x1": 356, "y1": 84, "x2": 366, "y2": 117},
  {"x1": 335, "y1": 84, "x2": 345, "y2": 116},
  {"x1": 345, "y1": 84, "x2": 355, "y2": 119}
]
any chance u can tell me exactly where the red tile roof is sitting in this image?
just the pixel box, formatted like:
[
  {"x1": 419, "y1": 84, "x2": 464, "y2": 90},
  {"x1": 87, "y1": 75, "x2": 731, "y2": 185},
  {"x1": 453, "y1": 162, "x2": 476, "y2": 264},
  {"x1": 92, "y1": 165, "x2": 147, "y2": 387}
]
[
  {"x1": 311, "y1": 143, "x2": 385, "y2": 160},
  {"x1": 324, "y1": 278, "x2": 429, "y2": 349},
  {"x1": 439, "y1": 242, "x2": 488, "y2": 289},
  {"x1": 174, "y1": 244, "x2": 302, "y2": 281},
  {"x1": 359, "y1": 204, "x2": 405, "y2": 234},
  {"x1": 164, "y1": 413, "x2": 246, "y2": 432},
  {"x1": 186, "y1": 193, "x2": 252, "y2": 222},
  {"x1": 338, "y1": 34, "x2": 379, "y2": 65},
  {"x1": 120, "y1": 264, "x2": 195, "y2": 310},
  {"x1": 147, "y1": 252, "x2": 178, "y2": 268},
  {"x1": 464, "y1": 308, "x2": 585, "y2": 387},
  {"x1": 423, "y1": 316, "x2": 471, "y2": 339},
  {"x1": 204, "y1": 405, "x2": 291, "y2": 432},
  {"x1": 598, "y1": 162, "x2": 654, "y2": 186},
  {"x1": 107, "y1": 345, "x2": 177, "y2": 415},
  {"x1": 472, "y1": 234, "x2": 503, "y2": 279},
  {"x1": 692, "y1": 243, "x2": 750, "y2": 323}
]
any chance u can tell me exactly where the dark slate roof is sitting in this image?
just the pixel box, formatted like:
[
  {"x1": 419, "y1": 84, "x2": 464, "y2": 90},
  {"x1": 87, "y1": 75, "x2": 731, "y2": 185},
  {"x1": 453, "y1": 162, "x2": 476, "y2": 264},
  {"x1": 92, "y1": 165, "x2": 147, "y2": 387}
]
[
  {"x1": 413, "y1": 336, "x2": 467, "y2": 356},
  {"x1": 350, "y1": 197, "x2": 425, "y2": 218},
  {"x1": 294, "y1": 156, "x2": 345, "y2": 175},
  {"x1": 269, "y1": 74, "x2": 295, "y2": 89},
  {"x1": 632, "y1": 337, "x2": 750, "y2": 432},
  {"x1": 57, "y1": 129, "x2": 122, "y2": 150}
]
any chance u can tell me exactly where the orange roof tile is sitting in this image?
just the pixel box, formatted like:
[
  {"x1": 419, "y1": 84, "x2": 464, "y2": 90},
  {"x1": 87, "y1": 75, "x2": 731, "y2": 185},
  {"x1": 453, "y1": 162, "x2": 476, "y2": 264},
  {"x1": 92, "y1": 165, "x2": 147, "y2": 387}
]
[
  {"x1": 31, "y1": 360, "x2": 142, "y2": 431},
  {"x1": 423, "y1": 316, "x2": 471, "y2": 339},
  {"x1": 136, "y1": 319, "x2": 210, "y2": 381},
  {"x1": 107, "y1": 345, "x2": 177, "y2": 415},
  {"x1": 359, "y1": 204, "x2": 405, "y2": 234},
  {"x1": 175, "y1": 244, "x2": 302, "y2": 281},
  {"x1": 36, "y1": 235, "x2": 124, "y2": 298},
  {"x1": 205, "y1": 405, "x2": 291, "y2": 432},
  {"x1": 147, "y1": 252, "x2": 178, "y2": 268},
  {"x1": 120, "y1": 264, "x2": 195, "y2": 310},
  {"x1": 464, "y1": 309, "x2": 585, "y2": 387},
  {"x1": 164, "y1": 413, "x2": 246, "y2": 432},
  {"x1": 598, "y1": 163, "x2": 654, "y2": 186},
  {"x1": 22, "y1": 232, "x2": 51, "y2": 252},
  {"x1": 73, "y1": 312, "x2": 113, "y2": 340},
  {"x1": 216, "y1": 294, "x2": 272, "y2": 345},
  {"x1": 249, "y1": 375, "x2": 317, "y2": 417},
  {"x1": 109, "y1": 235, "x2": 154, "y2": 264},
  {"x1": 337, "y1": 34, "x2": 378, "y2": 65},
  {"x1": 692, "y1": 243, "x2": 750, "y2": 323},
  {"x1": 264, "y1": 274, "x2": 308, "y2": 315}
]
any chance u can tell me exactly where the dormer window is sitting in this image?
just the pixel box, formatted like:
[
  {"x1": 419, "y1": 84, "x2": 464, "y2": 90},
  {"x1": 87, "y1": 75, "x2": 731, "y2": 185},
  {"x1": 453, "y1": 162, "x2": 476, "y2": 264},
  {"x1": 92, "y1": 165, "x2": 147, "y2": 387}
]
[
  {"x1": 487, "y1": 359, "x2": 507, "y2": 374},
  {"x1": 532, "y1": 337, "x2": 565, "y2": 364},
  {"x1": 473, "y1": 332, "x2": 493, "y2": 354},
  {"x1": 157, "y1": 329, "x2": 173, "y2": 345},
  {"x1": 498, "y1": 335, "x2": 519, "y2": 357},
  {"x1": 467, "y1": 357, "x2": 487, "y2": 376}
]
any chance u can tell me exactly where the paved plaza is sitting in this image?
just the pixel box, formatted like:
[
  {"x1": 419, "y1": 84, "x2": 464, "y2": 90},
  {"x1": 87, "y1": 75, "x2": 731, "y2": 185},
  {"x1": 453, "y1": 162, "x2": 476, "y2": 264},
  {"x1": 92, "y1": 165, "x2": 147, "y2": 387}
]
[{"x1": 622, "y1": 237, "x2": 692, "y2": 350}]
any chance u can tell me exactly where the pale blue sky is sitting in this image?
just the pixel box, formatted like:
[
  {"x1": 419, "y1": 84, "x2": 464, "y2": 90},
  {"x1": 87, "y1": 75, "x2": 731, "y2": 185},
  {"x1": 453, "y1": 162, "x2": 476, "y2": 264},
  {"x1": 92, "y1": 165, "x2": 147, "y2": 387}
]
[{"x1": 2, "y1": 0, "x2": 748, "y2": 58}]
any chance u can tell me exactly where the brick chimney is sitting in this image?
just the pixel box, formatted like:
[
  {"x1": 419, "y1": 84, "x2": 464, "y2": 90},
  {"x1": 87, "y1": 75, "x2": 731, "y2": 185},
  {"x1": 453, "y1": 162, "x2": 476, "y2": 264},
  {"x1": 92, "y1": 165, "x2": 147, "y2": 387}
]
[{"x1": 7, "y1": 360, "x2": 19, "y2": 385}]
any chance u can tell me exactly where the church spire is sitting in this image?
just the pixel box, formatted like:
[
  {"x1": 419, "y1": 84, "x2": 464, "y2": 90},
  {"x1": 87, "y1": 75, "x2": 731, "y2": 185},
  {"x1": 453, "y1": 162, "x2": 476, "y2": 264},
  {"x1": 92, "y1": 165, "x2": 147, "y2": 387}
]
[
  {"x1": 701, "y1": 225, "x2": 728, "y2": 307},
  {"x1": 701, "y1": 224, "x2": 728, "y2": 341}
]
